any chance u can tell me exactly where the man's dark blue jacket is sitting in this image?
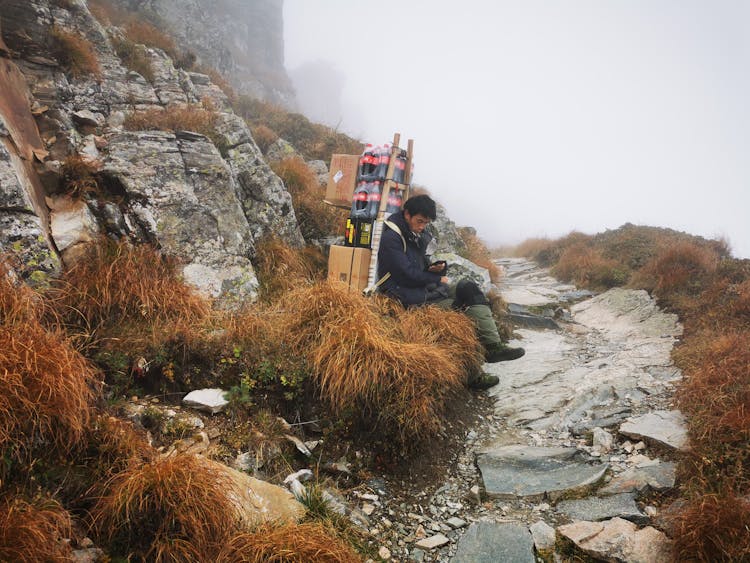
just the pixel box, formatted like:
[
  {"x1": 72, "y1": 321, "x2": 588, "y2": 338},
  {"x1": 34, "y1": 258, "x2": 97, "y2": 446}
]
[{"x1": 376, "y1": 211, "x2": 443, "y2": 306}]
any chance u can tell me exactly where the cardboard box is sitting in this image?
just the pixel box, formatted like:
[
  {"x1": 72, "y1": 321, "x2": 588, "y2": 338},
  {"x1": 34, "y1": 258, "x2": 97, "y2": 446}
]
[
  {"x1": 328, "y1": 245, "x2": 371, "y2": 292},
  {"x1": 324, "y1": 154, "x2": 359, "y2": 208}
]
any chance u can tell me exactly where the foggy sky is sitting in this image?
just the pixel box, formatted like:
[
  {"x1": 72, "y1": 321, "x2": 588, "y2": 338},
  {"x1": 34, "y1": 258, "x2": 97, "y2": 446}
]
[{"x1": 283, "y1": 1, "x2": 750, "y2": 258}]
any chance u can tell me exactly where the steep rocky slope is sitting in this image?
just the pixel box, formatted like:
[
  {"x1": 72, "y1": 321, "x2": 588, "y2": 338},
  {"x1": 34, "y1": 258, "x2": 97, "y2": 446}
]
[
  {"x1": 107, "y1": 0, "x2": 294, "y2": 106},
  {"x1": 0, "y1": 0, "x2": 302, "y2": 303}
]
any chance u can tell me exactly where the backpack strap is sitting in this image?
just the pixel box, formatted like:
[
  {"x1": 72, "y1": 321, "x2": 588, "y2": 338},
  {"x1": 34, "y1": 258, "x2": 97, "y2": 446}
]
[
  {"x1": 383, "y1": 220, "x2": 406, "y2": 253},
  {"x1": 363, "y1": 220, "x2": 404, "y2": 297}
]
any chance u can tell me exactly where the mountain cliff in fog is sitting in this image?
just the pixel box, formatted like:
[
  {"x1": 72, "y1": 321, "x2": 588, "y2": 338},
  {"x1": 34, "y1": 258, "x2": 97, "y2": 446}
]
[{"x1": 109, "y1": 0, "x2": 295, "y2": 107}]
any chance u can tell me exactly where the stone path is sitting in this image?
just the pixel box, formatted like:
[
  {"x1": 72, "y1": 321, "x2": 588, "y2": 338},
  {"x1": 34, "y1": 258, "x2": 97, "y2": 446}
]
[{"x1": 370, "y1": 258, "x2": 689, "y2": 562}]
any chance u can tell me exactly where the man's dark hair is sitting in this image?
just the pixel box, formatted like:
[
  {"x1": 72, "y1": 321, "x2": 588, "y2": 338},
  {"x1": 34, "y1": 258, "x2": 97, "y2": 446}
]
[{"x1": 403, "y1": 194, "x2": 437, "y2": 220}]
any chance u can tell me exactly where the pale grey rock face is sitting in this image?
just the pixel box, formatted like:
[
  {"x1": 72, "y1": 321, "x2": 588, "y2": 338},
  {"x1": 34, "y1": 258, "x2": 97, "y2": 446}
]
[
  {"x1": 431, "y1": 251, "x2": 491, "y2": 294},
  {"x1": 102, "y1": 129, "x2": 260, "y2": 300},
  {"x1": 0, "y1": 213, "x2": 60, "y2": 284},
  {"x1": 107, "y1": 0, "x2": 295, "y2": 107},
  {"x1": 0, "y1": 141, "x2": 33, "y2": 211},
  {"x1": 2, "y1": 0, "x2": 304, "y2": 302},
  {"x1": 265, "y1": 137, "x2": 298, "y2": 162},
  {"x1": 218, "y1": 115, "x2": 304, "y2": 247},
  {"x1": 429, "y1": 200, "x2": 467, "y2": 255}
]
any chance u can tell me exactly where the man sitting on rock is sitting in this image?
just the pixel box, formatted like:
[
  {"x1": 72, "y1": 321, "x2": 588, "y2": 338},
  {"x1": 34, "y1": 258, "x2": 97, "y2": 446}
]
[{"x1": 376, "y1": 194, "x2": 525, "y2": 389}]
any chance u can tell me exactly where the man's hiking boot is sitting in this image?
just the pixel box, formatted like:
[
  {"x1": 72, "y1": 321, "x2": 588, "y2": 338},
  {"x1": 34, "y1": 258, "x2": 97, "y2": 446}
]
[
  {"x1": 485, "y1": 343, "x2": 526, "y2": 363},
  {"x1": 468, "y1": 371, "x2": 500, "y2": 390}
]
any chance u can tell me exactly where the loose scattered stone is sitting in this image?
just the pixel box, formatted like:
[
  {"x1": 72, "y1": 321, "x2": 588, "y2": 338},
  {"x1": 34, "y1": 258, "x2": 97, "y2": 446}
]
[
  {"x1": 414, "y1": 533, "x2": 450, "y2": 549},
  {"x1": 558, "y1": 517, "x2": 673, "y2": 563},
  {"x1": 378, "y1": 546, "x2": 391, "y2": 560},
  {"x1": 477, "y1": 445, "x2": 608, "y2": 500},
  {"x1": 592, "y1": 427, "x2": 614, "y2": 453},
  {"x1": 556, "y1": 492, "x2": 648, "y2": 525},
  {"x1": 620, "y1": 410, "x2": 689, "y2": 450},
  {"x1": 181, "y1": 388, "x2": 228, "y2": 414},
  {"x1": 446, "y1": 516, "x2": 467, "y2": 529},
  {"x1": 529, "y1": 520, "x2": 556, "y2": 552},
  {"x1": 452, "y1": 521, "x2": 535, "y2": 563},
  {"x1": 599, "y1": 463, "x2": 677, "y2": 495}
]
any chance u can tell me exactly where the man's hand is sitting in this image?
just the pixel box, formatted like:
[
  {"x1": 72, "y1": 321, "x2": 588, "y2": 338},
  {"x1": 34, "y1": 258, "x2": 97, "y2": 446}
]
[{"x1": 440, "y1": 276, "x2": 449, "y2": 284}]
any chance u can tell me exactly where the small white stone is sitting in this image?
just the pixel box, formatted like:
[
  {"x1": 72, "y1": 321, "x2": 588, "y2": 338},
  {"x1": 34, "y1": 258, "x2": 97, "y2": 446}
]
[
  {"x1": 378, "y1": 546, "x2": 391, "y2": 560},
  {"x1": 645, "y1": 505, "x2": 658, "y2": 517},
  {"x1": 362, "y1": 503, "x2": 375, "y2": 515}
]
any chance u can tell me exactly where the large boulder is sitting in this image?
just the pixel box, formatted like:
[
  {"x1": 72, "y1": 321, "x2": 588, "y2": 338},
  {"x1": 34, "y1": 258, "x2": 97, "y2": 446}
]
[{"x1": 102, "y1": 129, "x2": 259, "y2": 302}]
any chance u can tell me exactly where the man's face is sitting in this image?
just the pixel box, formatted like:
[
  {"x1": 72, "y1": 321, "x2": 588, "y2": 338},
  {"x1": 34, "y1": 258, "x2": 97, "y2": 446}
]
[{"x1": 404, "y1": 211, "x2": 432, "y2": 234}]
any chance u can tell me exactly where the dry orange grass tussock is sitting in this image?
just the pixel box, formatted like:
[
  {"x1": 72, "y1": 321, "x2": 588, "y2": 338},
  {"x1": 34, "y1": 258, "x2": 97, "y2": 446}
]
[
  {"x1": 252, "y1": 124, "x2": 279, "y2": 153},
  {"x1": 669, "y1": 493, "x2": 750, "y2": 562},
  {"x1": 254, "y1": 236, "x2": 327, "y2": 301},
  {"x1": 276, "y1": 283, "x2": 480, "y2": 444},
  {"x1": 458, "y1": 227, "x2": 502, "y2": 283},
  {"x1": 48, "y1": 238, "x2": 212, "y2": 352},
  {"x1": 0, "y1": 261, "x2": 97, "y2": 464},
  {"x1": 675, "y1": 332, "x2": 750, "y2": 462},
  {"x1": 632, "y1": 240, "x2": 720, "y2": 299},
  {"x1": 90, "y1": 453, "x2": 239, "y2": 561},
  {"x1": 123, "y1": 20, "x2": 179, "y2": 60},
  {"x1": 51, "y1": 27, "x2": 102, "y2": 79},
  {"x1": 552, "y1": 243, "x2": 628, "y2": 290},
  {"x1": 0, "y1": 495, "x2": 73, "y2": 562},
  {"x1": 504, "y1": 237, "x2": 554, "y2": 259},
  {"x1": 123, "y1": 104, "x2": 218, "y2": 138},
  {"x1": 216, "y1": 522, "x2": 363, "y2": 563},
  {"x1": 271, "y1": 157, "x2": 348, "y2": 241},
  {"x1": 59, "y1": 154, "x2": 101, "y2": 199}
]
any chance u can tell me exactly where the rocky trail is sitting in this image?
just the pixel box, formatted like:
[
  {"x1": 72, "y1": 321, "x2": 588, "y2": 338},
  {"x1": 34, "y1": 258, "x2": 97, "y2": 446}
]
[{"x1": 362, "y1": 258, "x2": 688, "y2": 562}]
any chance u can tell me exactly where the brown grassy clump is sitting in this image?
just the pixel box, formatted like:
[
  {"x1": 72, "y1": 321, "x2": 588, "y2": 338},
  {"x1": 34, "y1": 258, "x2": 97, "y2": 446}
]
[
  {"x1": 669, "y1": 493, "x2": 750, "y2": 562},
  {"x1": 235, "y1": 96, "x2": 362, "y2": 160},
  {"x1": 123, "y1": 104, "x2": 218, "y2": 139},
  {"x1": 47, "y1": 238, "x2": 212, "y2": 364},
  {"x1": 58, "y1": 154, "x2": 101, "y2": 199},
  {"x1": 675, "y1": 332, "x2": 750, "y2": 477},
  {"x1": 499, "y1": 237, "x2": 554, "y2": 259},
  {"x1": 51, "y1": 27, "x2": 102, "y2": 79},
  {"x1": 123, "y1": 20, "x2": 179, "y2": 61},
  {"x1": 216, "y1": 522, "x2": 363, "y2": 563},
  {"x1": 89, "y1": 0, "x2": 130, "y2": 26},
  {"x1": 275, "y1": 283, "x2": 482, "y2": 447},
  {"x1": 271, "y1": 157, "x2": 348, "y2": 241},
  {"x1": 632, "y1": 240, "x2": 720, "y2": 303},
  {"x1": 252, "y1": 124, "x2": 279, "y2": 153},
  {"x1": 552, "y1": 243, "x2": 629, "y2": 290},
  {"x1": 90, "y1": 453, "x2": 239, "y2": 561},
  {"x1": 111, "y1": 35, "x2": 154, "y2": 82},
  {"x1": 458, "y1": 227, "x2": 502, "y2": 283},
  {"x1": 0, "y1": 495, "x2": 73, "y2": 562},
  {"x1": 254, "y1": 236, "x2": 327, "y2": 302},
  {"x1": 0, "y1": 260, "x2": 97, "y2": 468}
]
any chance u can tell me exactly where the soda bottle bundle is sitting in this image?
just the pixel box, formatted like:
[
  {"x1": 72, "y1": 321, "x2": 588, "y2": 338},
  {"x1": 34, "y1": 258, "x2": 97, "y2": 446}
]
[{"x1": 346, "y1": 143, "x2": 408, "y2": 247}]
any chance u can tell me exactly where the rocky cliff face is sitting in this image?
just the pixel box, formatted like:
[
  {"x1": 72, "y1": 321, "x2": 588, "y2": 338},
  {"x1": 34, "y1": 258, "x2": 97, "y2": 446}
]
[
  {"x1": 0, "y1": 0, "x2": 302, "y2": 303},
  {"x1": 109, "y1": 0, "x2": 295, "y2": 107}
]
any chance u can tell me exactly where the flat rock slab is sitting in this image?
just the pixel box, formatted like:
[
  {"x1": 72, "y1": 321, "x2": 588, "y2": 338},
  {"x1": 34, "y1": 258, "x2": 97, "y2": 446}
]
[
  {"x1": 599, "y1": 463, "x2": 677, "y2": 496},
  {"x1": 556, "y1": 492, "x2": 648, "y2": 525},
  {"x1": 182, "y1": 388, "x2": 228, "y2": 414},
  {"x1": 477, "y1": 445, "x2": 608, "y2": 500},
  {"x1": 508, "y1": 311, "x2": 560, "y2": 330},
  {"x1": 558, "y1": 517, "x2": 673, "y2": 563},
  {"x1": 619, "y1": 410, "x2": 689, "y2": 450},
  {"x1": 451, "y1": 521, "x2": 535, "y2": 563}
]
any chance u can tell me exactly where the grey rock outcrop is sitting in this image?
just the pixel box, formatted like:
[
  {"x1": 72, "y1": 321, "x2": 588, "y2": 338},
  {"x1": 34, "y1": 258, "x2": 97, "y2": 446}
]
[{"x1": 0, "y1": 0, "x2": 303, "y2": 301}]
